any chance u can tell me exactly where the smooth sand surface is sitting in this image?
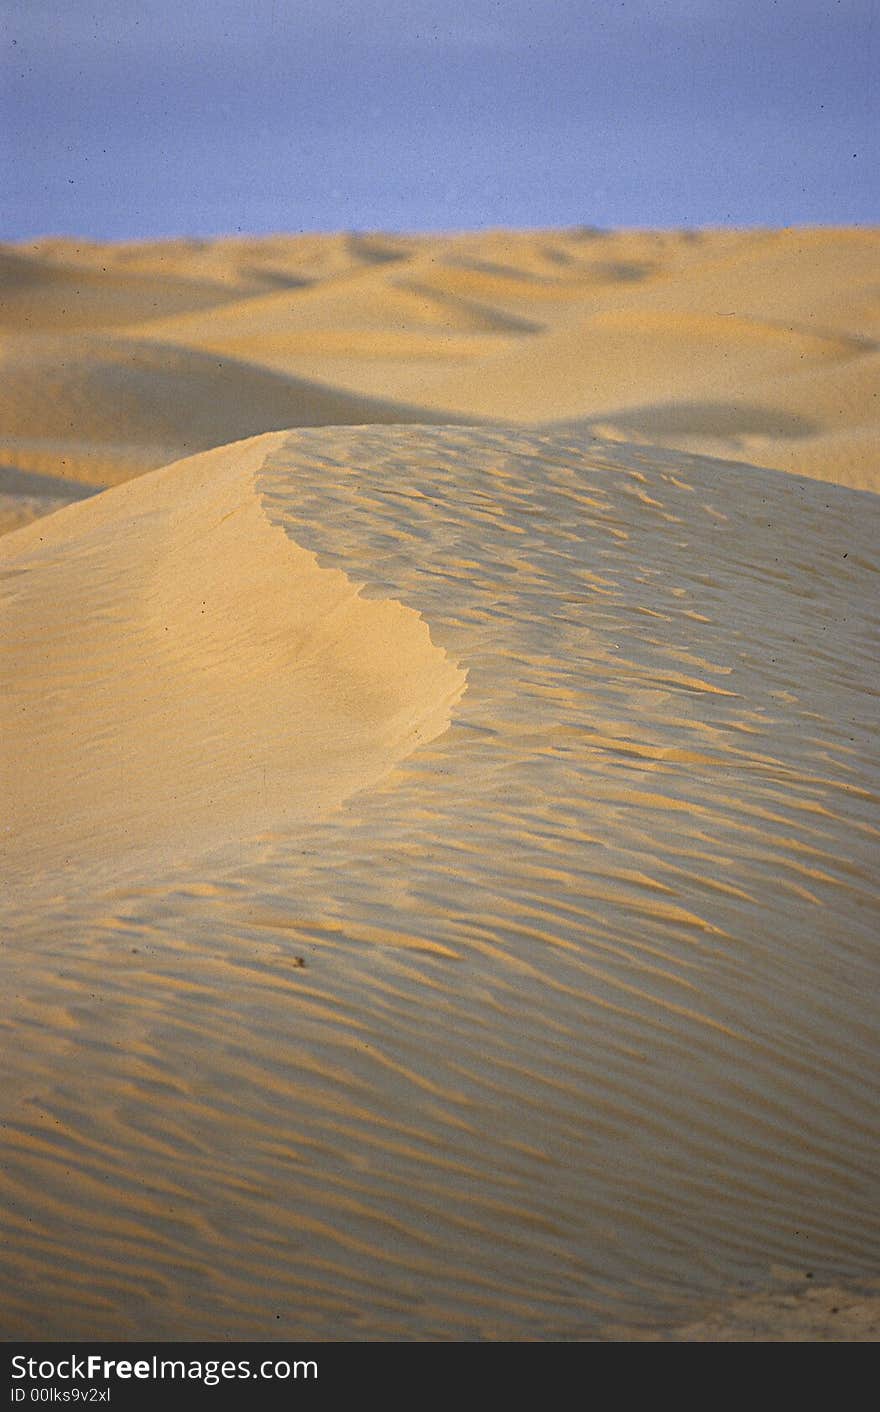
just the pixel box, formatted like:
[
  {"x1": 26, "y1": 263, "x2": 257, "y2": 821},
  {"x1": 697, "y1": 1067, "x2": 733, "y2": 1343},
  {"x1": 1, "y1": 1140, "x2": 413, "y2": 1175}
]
[
  {"x1": 2, "y1": 434, "x2": 465, "y2": 897},
  {"x1": 1, "y1": 229, "x2": 879, "y2": 1340}
]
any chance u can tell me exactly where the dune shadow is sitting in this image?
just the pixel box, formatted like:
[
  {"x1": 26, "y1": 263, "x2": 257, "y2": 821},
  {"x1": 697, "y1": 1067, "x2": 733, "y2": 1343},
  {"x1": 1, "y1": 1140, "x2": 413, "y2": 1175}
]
[
  {"x1": 344, "y1": 234, "x2": 409, "y2": 266},
  {"x1": 549, "y1": 400, "x2": 819, "y2": 442},
  {"x1": 588, "y1": 261, "x2": 656, "y2": 283},
  {"x1": 240, "y1": 268, "x2": 314, "y2": 291},
  {"x1": 0, "y1": 465, "x2": 101, "y2": 500},
  {"x1": 0, "y1": 335, "x2": 485, "y2": 451}
]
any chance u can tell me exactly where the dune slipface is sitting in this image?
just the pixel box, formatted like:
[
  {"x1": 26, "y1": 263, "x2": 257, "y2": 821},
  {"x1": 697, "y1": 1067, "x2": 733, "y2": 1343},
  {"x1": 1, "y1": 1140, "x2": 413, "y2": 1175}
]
[
  {"x1": 1, "y1": 424, "x2": 878, "y2": 1340},
  {"x1": 1, "y1": 433, "x2": 466, "y2": 897}
]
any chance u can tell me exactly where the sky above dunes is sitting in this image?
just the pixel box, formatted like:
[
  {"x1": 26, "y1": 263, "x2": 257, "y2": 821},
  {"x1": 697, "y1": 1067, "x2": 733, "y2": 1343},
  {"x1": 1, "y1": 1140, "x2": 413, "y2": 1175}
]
[{"x1": 2, "y1": 0, "x2": 877, "y2": 238}]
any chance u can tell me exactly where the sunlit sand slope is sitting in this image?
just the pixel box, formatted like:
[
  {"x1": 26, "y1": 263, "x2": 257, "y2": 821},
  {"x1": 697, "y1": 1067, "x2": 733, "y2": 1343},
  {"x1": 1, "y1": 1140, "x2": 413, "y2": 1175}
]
[
  {"x1": 1, "y1": 425, "x2": 877, "y2": 1339},
  {"x1": 0, "y1": 434, "x2": 466, "y2": 895}
]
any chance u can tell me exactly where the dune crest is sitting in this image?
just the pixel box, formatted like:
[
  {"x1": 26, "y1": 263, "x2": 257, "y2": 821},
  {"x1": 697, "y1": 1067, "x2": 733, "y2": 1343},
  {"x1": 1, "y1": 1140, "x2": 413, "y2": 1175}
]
[
  {"x1": 2, "y1": 226, "x2": 877, "y2": 519},
  {"x1": 1, "y1": 423, "x2": 877, "y2": 1340},
  {"x1": 0, "y1": 432, "x2": 466, "y2": 893},
  {"x1": 0, "y1": 333, "x2": 463, "y2": 495},
  {"x1": 1, "y1": 226, "x2": 879, "y2": 1340}
]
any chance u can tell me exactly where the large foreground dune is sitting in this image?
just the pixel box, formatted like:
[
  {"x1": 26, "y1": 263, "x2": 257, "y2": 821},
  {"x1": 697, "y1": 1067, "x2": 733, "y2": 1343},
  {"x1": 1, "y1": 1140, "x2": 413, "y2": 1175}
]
[{"x1": 1, "y1": 229, "x2": 879, "y2": 1340}]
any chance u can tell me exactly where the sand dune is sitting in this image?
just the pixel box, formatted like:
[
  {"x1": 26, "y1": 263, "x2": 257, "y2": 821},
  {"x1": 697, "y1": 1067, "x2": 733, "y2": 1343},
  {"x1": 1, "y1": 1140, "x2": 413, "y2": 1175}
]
[
  {"x1": 424, "y1": 303, "x2": 868, "y2": 421},
  {"x1": 0, "y1": 332, "x2": 460, "y2": 492},
  {"x1": 0, "y1": 244, "x2": 238, "y2": 331},
  {"x1": 1, "y1": 228, "x2": 878, "y2": 1341},
  {"x1": 1, "y1": 434, "x2": 465, "y2": 898},
  {"x1": 1, "y1": 226, "x2": 877, "y2": 498},
  {"x1": 2, "y1": 421, "x2": 878, "y2": 1340}
]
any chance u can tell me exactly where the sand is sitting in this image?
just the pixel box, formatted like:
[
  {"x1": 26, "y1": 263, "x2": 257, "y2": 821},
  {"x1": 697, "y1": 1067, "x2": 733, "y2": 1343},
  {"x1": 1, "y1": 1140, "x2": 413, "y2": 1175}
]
[{"x1": 1, "y1": 228, "x2": 878, "y2": 1341}]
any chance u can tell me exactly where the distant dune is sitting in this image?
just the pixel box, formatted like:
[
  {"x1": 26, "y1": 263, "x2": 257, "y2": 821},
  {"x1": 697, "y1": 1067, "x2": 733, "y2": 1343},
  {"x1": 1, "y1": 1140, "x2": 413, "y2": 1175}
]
[
  {"x1": 1, "y1": 229, "x2": 878, "y2": 1341},
  {"x1": 2, "y1": 226, "x2": 878, "y2": 530}
]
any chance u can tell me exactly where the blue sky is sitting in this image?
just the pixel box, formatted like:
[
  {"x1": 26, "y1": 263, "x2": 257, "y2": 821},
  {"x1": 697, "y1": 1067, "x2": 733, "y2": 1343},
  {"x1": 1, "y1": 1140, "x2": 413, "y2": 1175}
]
[{"x1": 2, "y1": 0, "x2": 877, "y2": 238}]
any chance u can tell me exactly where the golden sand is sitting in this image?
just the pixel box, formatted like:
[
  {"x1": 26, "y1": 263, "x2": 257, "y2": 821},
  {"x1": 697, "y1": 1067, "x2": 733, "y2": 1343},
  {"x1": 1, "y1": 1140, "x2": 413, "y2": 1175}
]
[{"x1": 1, "y1": 229, "x2": 878, "y2": 1340}]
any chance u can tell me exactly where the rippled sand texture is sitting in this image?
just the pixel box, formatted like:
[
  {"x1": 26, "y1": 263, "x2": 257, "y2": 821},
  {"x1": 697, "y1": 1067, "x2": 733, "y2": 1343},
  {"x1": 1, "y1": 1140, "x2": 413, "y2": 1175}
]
[
  {"x1": 2, "y1": 424, "x2": 878, "y2": 1340},
  {"x1": 1, "y1": 227, "x2": 878, "y2": 538}
]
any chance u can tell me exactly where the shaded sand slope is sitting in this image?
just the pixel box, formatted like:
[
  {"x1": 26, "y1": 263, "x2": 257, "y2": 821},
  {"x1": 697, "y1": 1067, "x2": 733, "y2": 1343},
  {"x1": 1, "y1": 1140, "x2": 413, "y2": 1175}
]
[
  {"x1": 0, "y1": 463, "x2": 97, "y2": 537},
  {"x1": 0, "y1": 333, "x2": 463, "y2": 498},
  {"x1": 0, "y1": 434, "x2": 466, "y2": 896},
  {"x1": 1, "y1": 426, "x2": 878, "y2": 1339},
  {"x1": 0, "y1": 245, "x2": 238, "y2": 332}
]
